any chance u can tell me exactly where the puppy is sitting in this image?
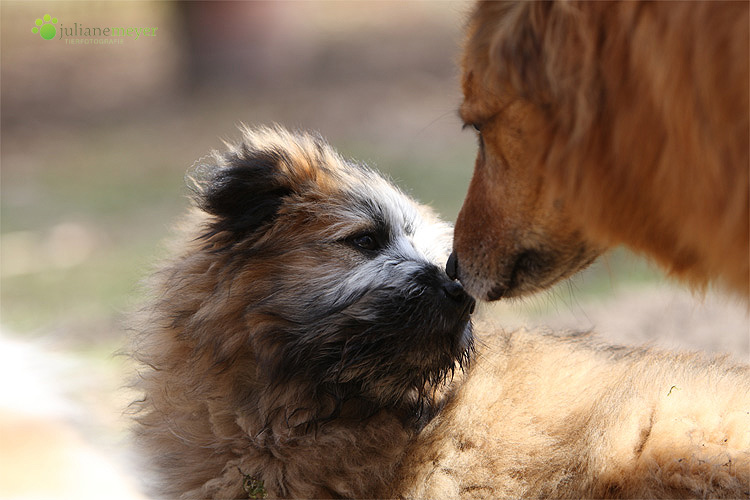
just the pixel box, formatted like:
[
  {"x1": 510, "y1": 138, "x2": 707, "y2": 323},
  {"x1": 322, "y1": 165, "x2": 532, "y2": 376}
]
[
  {"x1": 131, "y1": 126, "x2": 475, "y2": 499},
  {"x1": 449, "y1": 1, "x2": 749, "y2": 300},
  {"x1": 132, "y1": 127, "x2": 749, "y2": 499}
]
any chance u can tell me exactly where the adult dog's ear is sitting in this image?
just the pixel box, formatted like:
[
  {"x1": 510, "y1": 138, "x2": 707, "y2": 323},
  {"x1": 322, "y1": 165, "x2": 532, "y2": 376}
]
[
  {"x1": 191, "y1": 145, "x2": 294, "y2": 239},
  {"x1": 471, "y1": 0, "x2": 599, "y2": 136},
  {"x1": 484, "y1": 1, "x2": 553, "y2": 100}
]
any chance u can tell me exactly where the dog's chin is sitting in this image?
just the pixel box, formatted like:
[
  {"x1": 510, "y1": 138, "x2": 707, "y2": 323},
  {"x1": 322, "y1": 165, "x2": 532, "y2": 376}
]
[
  {"x1": 491, "y1": 252, "x2": 598, "y2": 300},
  {"x1": 331, "y1": 310, "x2": 474, "y2": 410},
  {"x1": 405, "y1": 317, "x2": 474, "y2": 388},
  {"x1": 458, "y1": 244, "x2": 602, "y2": 301}
]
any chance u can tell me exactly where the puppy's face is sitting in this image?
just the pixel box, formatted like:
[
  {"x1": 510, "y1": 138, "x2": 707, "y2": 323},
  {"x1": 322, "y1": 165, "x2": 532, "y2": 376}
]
[
  {"x1": 195, "y1": 127, "x2": 474, "y2": 409},
  {"x1": 449, "y1": 2, "x2": 603, "y2": 301}
]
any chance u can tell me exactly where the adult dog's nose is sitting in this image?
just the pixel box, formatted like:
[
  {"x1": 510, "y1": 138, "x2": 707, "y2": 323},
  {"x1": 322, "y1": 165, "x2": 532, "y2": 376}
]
[{"x1": 446, "y1": 251, "x2": 459, "y2": 280}]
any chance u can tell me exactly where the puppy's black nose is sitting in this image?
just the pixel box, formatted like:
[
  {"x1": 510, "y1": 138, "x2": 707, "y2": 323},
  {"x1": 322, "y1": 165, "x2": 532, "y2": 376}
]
[
  {"x1": 442, "y1": 280, "x2": 476, "y2": 315},
  {"x1": 446, "y1": 251, "x2": 459, "y2": 280}
]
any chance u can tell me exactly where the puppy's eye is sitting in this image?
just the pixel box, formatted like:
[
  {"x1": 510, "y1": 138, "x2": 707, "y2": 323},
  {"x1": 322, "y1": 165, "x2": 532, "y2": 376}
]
[{"x1": 349, "y1": 233, "x2": 380, "y2": 252}]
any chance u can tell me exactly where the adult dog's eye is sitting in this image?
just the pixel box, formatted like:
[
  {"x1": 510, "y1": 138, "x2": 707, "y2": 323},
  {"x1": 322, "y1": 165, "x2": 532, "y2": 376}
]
[
  {"x1": 464, "y1": 123, "x2": 485, "y2": 155},
  {"x1": 349, "y1": 234, "x2": 380, "y2": 252},
  {"x1": 462, "y1": 122, "x2": 482, "y2": 134}
]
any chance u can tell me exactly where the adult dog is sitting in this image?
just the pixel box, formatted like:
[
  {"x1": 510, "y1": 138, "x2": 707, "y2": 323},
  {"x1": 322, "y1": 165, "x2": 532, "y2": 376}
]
[
  {"x1": 448, "y1": 1, "x2": 749, "y2": 301},
  {"x1": 132, "y1": 127, "x2": 749, "y2": 499}
]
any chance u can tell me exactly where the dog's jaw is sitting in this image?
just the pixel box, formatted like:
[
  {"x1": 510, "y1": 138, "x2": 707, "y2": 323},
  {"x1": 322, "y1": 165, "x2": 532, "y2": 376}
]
[{"x1": 448, "y1": 243, "x2": 601, "y2": 301}]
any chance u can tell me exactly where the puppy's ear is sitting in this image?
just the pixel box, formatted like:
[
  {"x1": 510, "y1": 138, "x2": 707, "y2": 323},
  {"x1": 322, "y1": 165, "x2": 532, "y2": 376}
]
[{"x1": 191, "y1": 146, "x2": 293, "y2": 238}]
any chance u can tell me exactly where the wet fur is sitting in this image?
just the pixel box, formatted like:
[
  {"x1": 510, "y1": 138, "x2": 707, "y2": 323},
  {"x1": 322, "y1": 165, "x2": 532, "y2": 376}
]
[
  {"x1": 132, "y1": 127, "x2": 749, "y2": 499},
  {"x1": 452, "y1": 1, "x2": 749, "y2": 300}
]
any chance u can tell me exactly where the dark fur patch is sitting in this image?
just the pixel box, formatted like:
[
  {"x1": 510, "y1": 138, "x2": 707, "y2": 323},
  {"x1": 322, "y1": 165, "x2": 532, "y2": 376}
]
[
  {"x1": 251, "y1": 263, "x2": 473, "y2": 413},
  {"x1": 196, "y1": 147, "x2": 294, "y2": 239}
]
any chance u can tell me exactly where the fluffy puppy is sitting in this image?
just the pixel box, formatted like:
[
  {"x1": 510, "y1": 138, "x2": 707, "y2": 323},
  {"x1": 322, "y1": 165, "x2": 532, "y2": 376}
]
[
  {"x1": 131, "y1": 126, "x2": 475, "y2": 499},
  {"x1": 449, "y1": 1, "x2": 749, "y2": 300},
  {"x1": 132, "y1": 127, "x2": 749, "y2": 499}
]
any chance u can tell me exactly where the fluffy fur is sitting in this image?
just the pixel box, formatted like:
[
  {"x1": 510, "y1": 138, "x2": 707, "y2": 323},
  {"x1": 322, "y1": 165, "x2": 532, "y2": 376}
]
[
  {"x1": 449, "y1": 1, "x2": 749, "y2": 301},
  {"x1": 131, "y1": 126, "x2": 475, "y2": 498},
  {"x1": 393, "y1": 330, "x2": 750, "y2": 499},
  {"x1": 132, "y1": 127, "x2": 749, "y2": 499}
]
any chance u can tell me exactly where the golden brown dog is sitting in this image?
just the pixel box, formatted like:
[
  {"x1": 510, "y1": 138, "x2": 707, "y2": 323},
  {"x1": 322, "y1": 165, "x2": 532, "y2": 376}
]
[
  {"x1": 448, "y1": 1, "x2": 749, "y2": 301},
  {"x1": 132, "y1": 127, "x2": 749, "y2": 499}
]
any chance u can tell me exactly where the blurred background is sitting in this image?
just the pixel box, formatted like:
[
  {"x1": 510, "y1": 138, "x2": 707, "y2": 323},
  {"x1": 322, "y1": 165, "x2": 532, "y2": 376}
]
[{"x1": 1, "y1": 1, "x2": 747, "y2": 498}]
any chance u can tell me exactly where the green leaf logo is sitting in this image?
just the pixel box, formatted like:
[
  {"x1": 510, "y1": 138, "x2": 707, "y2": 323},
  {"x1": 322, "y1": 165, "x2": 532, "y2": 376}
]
[{"x1": 31, "y1": 14, "x2": 58, "y2": 40}]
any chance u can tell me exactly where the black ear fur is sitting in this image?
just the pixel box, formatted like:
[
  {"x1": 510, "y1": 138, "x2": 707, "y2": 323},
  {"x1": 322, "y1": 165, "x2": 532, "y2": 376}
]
[{"x1": 194, "y1": 147, "x2": 293, "y2": 238}]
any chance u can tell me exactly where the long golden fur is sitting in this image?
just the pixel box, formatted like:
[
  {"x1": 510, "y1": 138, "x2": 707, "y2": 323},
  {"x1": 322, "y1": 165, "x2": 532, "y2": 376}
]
[
  {"x1": 395, "y1": 330, "x2": 750, "y2": 499},
  {"x1": 449, "y1": 1, "x2": 749, "y2": 301},
  {"x1": 132, "y1": 127, "x2": 749, "y2": 499}
]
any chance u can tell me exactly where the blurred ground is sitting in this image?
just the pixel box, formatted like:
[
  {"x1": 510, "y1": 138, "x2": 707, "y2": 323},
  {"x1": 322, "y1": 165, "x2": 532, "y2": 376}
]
[{"x1": 1, "y1": 1, "x2": 747, "y2": 498}]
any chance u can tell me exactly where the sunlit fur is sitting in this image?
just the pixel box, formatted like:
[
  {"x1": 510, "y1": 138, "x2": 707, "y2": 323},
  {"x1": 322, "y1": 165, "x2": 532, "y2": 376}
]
[
  {"x1": 452, "y1": 1, "x2": 749, "y2": 301},
  {"x1": 392, "y1": 329, "x2": 750, "y2": 499},
  {"x1": 132, "y1": 127, "x2": 749, "y2": 499}
]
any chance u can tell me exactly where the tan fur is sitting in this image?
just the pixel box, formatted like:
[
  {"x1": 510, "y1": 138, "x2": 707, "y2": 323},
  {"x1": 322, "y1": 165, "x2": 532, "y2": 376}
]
[
  {"x1": 132, "y1": 127, "x2": 749, "y2": 499},
  {"x1": 452, "y1": 1, "x2": 749, "y2": 301},
  {"x1": 392, "y1": 329, "x2": 750, "y2": 499}
]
